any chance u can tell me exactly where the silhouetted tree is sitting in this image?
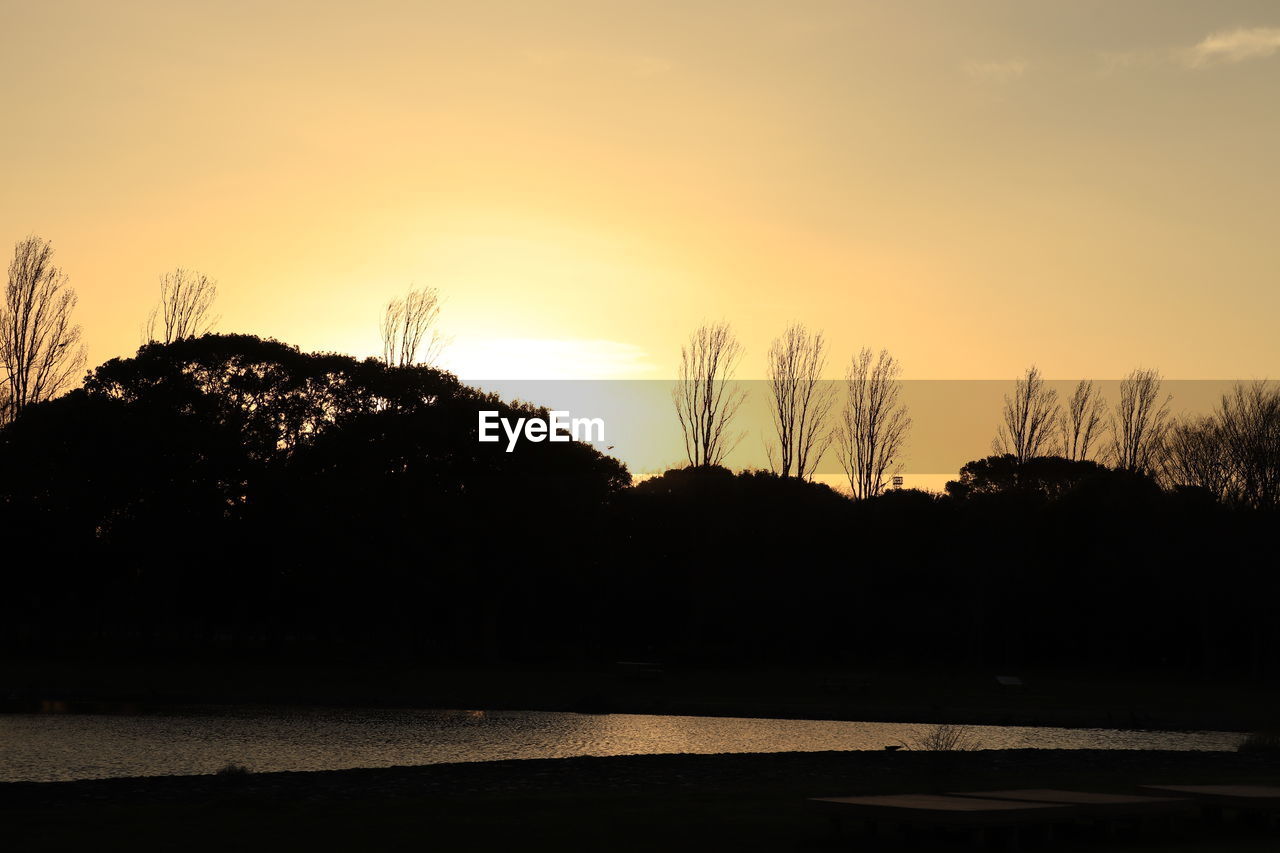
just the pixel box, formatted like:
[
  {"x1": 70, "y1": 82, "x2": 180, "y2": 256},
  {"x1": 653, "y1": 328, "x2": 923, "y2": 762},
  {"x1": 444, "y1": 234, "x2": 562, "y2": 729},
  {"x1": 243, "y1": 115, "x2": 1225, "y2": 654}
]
[
  {"x1": 765, "y1": 323, "x2": 834, "y2": 479},
  {"x1": 673, "y1": 322, "x2": 747, "y2": 467},
  {"x1": 1162, "y1": 415, "x2": 1229, "y2": 500},
  {"x1": 144, "y1": 268, "x2": 219, "y2": 343},
  {"x1": 88, "y1": 334, "x2": 469, "y2": 463},
  {"x1": 993, "y1": 365, "x2": 1059, "y2": 462},
  {"x1": 1058, "y1": 378, "x2": 1106, "y2": 461},
  {"x1": 1160, "y1": 382, "x2": 1280, "y2": 509},
  {"x1": 947, "y1": 454, "x2": 1114, "y2": 500},
  {"x1": 1109, "y1": 368, "x2": 1171, "y2": 474},
  {"x1": 381, "y1": 286, "x2": 446, "y2": 367},
  {"x1": 1217, "y1": 381, "x2": 1280, "y2": 509},
  {"x1": 5, "y1": 327, "x2": 1279, "y2": 674},
  {"x1": 0, "y1": 236, "x2": 85, "y2": 421},
  {"x1": 834, "y1": 348, "x2": 910, "y2": 499},
  {"x1": 0, "y1": 333, "x2": 630, "y2": 656}
]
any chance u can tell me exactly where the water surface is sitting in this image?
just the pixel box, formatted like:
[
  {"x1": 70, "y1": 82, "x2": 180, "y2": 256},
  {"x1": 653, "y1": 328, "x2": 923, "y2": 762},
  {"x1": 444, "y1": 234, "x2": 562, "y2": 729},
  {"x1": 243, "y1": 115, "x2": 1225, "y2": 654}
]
[{"x1": 0, "y1": 707, "x2": 1245, "y2": 783}]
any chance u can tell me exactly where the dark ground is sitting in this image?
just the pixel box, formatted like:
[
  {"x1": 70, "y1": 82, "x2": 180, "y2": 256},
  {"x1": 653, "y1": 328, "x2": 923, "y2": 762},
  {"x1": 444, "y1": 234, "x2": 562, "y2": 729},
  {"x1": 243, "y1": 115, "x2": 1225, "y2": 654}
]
[{"x1": 5, "y1": 749, "x2": 1280, "y2": 852}]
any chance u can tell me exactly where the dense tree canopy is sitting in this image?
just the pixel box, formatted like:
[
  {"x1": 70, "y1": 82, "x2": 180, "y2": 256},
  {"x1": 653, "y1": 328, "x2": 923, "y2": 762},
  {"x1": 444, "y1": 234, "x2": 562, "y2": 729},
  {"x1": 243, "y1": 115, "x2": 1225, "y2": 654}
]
[{"x1": 0, "y1": 334, "x2": 1274, "y2": 677}]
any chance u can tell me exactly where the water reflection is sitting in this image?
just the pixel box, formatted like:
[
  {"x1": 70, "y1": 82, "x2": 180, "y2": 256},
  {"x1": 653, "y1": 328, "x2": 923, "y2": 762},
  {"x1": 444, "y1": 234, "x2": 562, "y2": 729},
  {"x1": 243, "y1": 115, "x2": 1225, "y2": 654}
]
[{"x1": 0, "y1": 707, "x2": 1246, "y2": 783}]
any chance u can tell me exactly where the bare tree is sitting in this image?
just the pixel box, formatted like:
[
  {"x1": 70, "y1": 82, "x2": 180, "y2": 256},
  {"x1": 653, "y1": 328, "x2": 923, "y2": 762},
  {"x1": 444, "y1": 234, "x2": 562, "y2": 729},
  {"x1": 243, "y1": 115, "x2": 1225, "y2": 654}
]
[
  {"x1": 144, "y1": 268, "x2": 219, "y2": 343},
  {"x1": 765, "y1": 323, "x2": 835, "y2": 479},
  {"x1": 673, "y1": 322, "x2": 748, "y2": 467},
  {"x1": 1216, "y1": 381, "x2": 1280, "y2": 509},
  {"x1": 833, "y1": 348, "x2": 911, "y2": 499},
  {"x1": 1162, "y1": 415, "x2": 1230, "y2": 499},
  {"x1": 0, "y1": 236, "x2": 86, "y2": 420},
  {"x1": 1109, "y1": 368, "x2": 1171, "y2": 474},
  {"x1": 908, "y1": 723, "x2": 983, "y2": 752},
  {"x1": 993, "y1": 365, "x2": 1059, "y2": 462},
  {"x1": 1058, "y1": 379, "x2": 1106, "y2": 461},
  {"x1": 381, "y1": 286, "x2": 447, "y2": 367},
  {"x1": 1162, "y1": 383, "x2": 1280, "y2": 508}
]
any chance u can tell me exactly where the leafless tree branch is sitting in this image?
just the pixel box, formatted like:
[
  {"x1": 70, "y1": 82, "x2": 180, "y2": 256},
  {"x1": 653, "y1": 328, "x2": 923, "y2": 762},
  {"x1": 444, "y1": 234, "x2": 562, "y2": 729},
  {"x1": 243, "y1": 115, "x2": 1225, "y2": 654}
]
[
  {"x1": 833, "y1": 348, "x2": 911, "y2": 499},
  {"x1": 0, "y1": 236, "x2": 86, "y2": 421},
  {"x1": 993, "y1": 365, "x2": 1060, "y2": 462},
  {"x1": 672, "y1": 322, "x2": 748, "y2": 467},
  {"x1": 144, "y1": 268, "x2": 219, "y2": 343},
  {"x1": 1058, "y1": 378, "x2": 1106, "y2": 461},
  {"x1": 1108, "y1": 368, "x2": 1171, "y2": 474},
  {"x1": 1162, "y1": 414, "x2": 1230, "y2": 499},
  {"x1": 765, "y1": 323, "x2": 835, "y2": 479},
  {"x1": 381, "y1": 286, "x2": 448, "y2": 367}
]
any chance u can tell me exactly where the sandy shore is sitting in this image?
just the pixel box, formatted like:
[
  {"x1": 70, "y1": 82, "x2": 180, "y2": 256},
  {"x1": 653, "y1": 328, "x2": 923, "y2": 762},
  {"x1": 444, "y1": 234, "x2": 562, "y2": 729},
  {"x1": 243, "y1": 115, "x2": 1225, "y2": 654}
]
[{"x1": 5, "y1": 748, "x2": 1278, "y2": 807}]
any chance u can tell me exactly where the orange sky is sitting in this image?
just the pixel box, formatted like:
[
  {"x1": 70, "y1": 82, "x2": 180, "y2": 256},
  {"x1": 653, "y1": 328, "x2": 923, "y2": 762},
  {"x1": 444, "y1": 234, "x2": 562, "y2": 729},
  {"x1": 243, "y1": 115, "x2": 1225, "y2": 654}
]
[{"x1": 3, "y1": 0, "x2": 1279, "y2": 390}]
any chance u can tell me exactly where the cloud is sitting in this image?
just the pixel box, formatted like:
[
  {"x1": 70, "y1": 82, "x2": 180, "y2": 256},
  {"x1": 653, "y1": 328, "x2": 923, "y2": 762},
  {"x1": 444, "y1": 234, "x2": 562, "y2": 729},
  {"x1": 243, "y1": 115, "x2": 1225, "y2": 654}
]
[
  {"x1": 963, "y1": 59, "x2": 1028, "y2": 82},
  {"x1": 1185, "y1": 26, "x2": 1280, "y2": 68}
]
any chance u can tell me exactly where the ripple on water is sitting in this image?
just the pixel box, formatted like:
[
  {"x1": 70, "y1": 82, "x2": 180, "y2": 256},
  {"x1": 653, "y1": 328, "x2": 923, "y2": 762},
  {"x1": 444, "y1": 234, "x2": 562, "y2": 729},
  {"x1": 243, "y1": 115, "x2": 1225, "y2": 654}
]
[{"x1": 0, "y1": 707, "x2": 1246, "y2": 783}]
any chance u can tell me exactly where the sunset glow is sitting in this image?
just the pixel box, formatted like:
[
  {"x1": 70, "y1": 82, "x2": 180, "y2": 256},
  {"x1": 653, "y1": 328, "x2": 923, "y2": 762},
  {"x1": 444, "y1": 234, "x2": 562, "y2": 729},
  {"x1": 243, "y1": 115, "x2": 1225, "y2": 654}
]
[
  {"x1": 7, "y1": 6, "x2": 1280, "y2": 845},
  {"x1": 4, "y1": 1, "x2": 1278, "y2": 383}
]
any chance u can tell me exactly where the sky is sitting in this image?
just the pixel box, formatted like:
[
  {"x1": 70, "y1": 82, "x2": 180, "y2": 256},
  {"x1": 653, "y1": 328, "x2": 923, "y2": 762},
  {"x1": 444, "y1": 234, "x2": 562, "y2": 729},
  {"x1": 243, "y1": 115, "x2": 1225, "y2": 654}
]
[{"x1": 3, "y1": 0, "x2": 1279, "y2": 389}]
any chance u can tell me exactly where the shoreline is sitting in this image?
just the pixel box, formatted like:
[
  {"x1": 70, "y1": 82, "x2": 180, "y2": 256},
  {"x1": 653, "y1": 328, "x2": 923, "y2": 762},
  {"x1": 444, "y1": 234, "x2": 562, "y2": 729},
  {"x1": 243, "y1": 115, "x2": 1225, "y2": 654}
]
[
  {"x1": 5, "y1": 748, "x2": 1278, "y2": 803},
  {"x1": 5, "y1": 660, "x2": 1275, "y2": 734},
  {"x1": 9, "y1": 749, "x2": 1279, "y2": 851},
  {"x1": 1, "y1": 694, "x2": 1254, "y2": 736}
]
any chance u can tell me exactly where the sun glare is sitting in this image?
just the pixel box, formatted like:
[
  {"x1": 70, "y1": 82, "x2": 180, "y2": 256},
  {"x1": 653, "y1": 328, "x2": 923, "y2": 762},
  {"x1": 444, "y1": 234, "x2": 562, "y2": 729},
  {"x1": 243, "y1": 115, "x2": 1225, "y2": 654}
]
[{"x1": 447, "y1": 337, "x2": 655, "y2": 381}]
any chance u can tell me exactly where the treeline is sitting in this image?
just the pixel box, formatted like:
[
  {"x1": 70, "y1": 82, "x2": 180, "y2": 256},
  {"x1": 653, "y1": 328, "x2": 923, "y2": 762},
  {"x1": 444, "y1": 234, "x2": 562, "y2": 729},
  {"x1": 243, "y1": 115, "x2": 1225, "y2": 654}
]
[
  {"x1": 0, "y1": 234, "x2": 446, "y2": 425},
  {"x1": 0, "y1": 335, "x2": 625, "y2": 659},
  {"x1": 987, "y1": 364, "x2": 1280, "y2": 510},
  {"x1": 1, "y1": 235, "x2": 1276, "y2": 672},
  {"x1": 4, "y1": 234, "x2": 1275, "y2": 511},
  {"x1": 0, "y1": 333, "x2": 1276, "y2": 675},
  {"x1": 677, "y1": 322, "x2": 1280, "y2": 509}
]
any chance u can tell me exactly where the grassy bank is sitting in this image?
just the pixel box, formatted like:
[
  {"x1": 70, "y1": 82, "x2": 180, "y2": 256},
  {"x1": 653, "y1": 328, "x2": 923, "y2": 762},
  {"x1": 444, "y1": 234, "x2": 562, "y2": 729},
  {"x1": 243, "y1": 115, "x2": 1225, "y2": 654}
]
[
  {"x1": 7, "y1": 750, "x2": 1280, "y2": 852},
  {"x1": 6, "y1": 658, "x2": 1280, "y2": 732}
]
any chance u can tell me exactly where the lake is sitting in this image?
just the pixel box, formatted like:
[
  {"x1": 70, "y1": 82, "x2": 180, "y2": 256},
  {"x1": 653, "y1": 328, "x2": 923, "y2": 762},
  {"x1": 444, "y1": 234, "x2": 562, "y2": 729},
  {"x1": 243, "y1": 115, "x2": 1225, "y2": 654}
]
[{"x1": 0, "y1": 706, "x2": 1245, "y2": 783}]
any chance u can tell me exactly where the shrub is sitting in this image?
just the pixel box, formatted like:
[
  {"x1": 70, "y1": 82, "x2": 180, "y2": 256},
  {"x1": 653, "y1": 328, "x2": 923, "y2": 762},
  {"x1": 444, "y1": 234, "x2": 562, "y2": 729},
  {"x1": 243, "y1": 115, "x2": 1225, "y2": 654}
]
[
  {"x1": 910, "y1": 724, "x2": 983, "y2": 752},
  {"x1": 216, "y1": 761, "x2": 252, "y2": 776}
]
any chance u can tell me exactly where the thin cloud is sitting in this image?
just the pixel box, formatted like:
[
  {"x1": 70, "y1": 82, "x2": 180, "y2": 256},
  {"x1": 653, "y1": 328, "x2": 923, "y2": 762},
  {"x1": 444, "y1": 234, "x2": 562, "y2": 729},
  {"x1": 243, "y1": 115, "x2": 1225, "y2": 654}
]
[
  {"x1": 1185, "y1": 26, "x2": 1280, "y2": 68},
  {"x1": 963, "y1": 59, "x2": 1028, "y2": 82}
]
